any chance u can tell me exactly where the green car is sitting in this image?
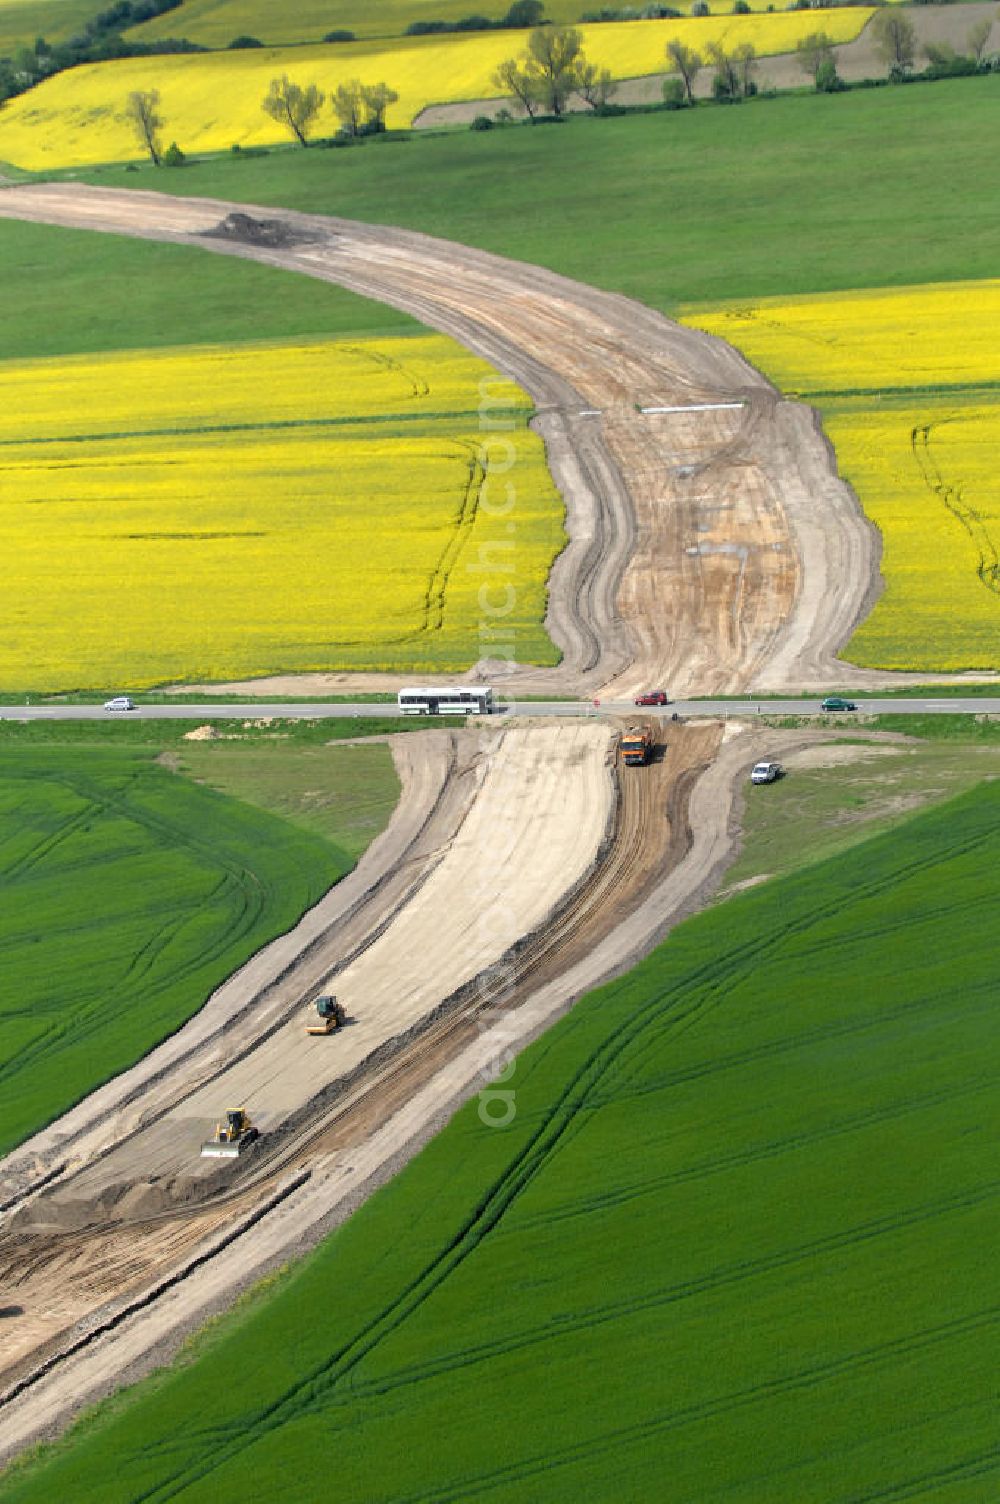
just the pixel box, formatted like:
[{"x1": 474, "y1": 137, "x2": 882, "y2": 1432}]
[{"x1": 821, "y1": 696, "x2": 858, "y2": 712}]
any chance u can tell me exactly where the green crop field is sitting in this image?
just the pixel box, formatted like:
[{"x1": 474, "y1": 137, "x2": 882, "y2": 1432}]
[
  {"x1": 0, "y1": 0, "x2": 95, "y2": 53},
  {"x1": 0, "y1": 735, "x2": 397, "y2": 1156},
  {"x1": 0, "y1": 219, "x2": 414, "y2": 361},
  {"x1": 130, "y1": 0, "x2": 589, "y2": 47},
  {"x1": 0, "y1": 715, "x2": 428, "y2": 748},
  {"x1": 5, "y1": 778, "x2": 997, "y2": 1500},
  {"x1": 176, "y1": 738, "x2": 401, "y2": 858},
  {"x1": 77, "y1": 77, "x2": 1000, "y2": 308},
  {"x1": 722, "y1": 729, "x2": 1000, "y2": 893}
]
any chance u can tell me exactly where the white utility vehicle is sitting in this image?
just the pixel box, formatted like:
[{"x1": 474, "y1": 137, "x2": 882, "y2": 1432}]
[{"x1": 751, "y1": 760, "x2": 782, "y2": 784}]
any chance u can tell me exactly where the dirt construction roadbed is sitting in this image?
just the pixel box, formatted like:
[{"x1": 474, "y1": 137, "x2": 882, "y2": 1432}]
[
  {"x1": 0, "y1": 181, "x2": 913, "y2": 697},
  {"x1": 0, "y1": 714, "x2": 816, "y2": 1460},
  {"x1": 0, "y1": 181, "x2": 963, "y2": 1464}
]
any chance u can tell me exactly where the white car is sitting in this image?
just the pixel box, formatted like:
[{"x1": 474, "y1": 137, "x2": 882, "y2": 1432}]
[
  {"x1": 103, "y1": 695, "x2": 136, "y2": 712},
  {"x1": 751, "y1": 760, "x2": 782, "y2": 785}
]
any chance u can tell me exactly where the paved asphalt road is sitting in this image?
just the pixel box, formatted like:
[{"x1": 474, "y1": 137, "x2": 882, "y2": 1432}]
[{"x1": 1, "y1": 698, "x2": 998, "y2": 721}]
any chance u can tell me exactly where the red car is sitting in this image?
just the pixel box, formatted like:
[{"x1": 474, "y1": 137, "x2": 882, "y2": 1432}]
[{"x1": 634, "y1": 690, "x2": 669, "y2": 707}]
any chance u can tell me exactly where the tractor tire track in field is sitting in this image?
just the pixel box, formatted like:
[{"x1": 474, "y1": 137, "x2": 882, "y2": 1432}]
[
  {"x1": 0, "y1": 717, "x2": 751, "y2": 1461},
  {"x1": 327, "y1": 1302, "x2": 1000, "y2": 1490},
  {"x1": 83, "y1": 752, "x2": 997, "y2": 1503},
  {"x1": 324, "y1": 1179, "x2": 1000, "y2": 1418},
  {"x1": 912, "y1": 418, "x2": 1000, "y2": 596},
  {"x1": 337, "y1": 343, "x2": 431, "y2": 401},
  {"x1": 419, "y1": 442, "x2": 484, "y2": 639},
  {"x1": 0, "y1": 762, "x2": 277, "y2": 1105},
  {"x1": 512, "y1": 1071, "x2": 998, "y2": 1234},
  {"x1": 374, "y1": 1315, "x2": 1000, "y2": 1504},
  {"x1": 0, "y1": 182, "x2": 933, "y2": 696},
  {"x1": 842, "y1": 1448, "x2": 1000, "y2": 1503}
]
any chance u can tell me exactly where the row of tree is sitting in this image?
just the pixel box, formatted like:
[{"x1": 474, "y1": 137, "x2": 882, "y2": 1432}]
[
  {"x1": 661, "y1": 9, "x2": 997, "y2": 107},
  {"x1": 405, "y1": 0, "x2": 546, "y2": 34},
  {"x1": 262, "y1": 75, "x2": 399, "y2": 145},
  {"x1": 663, "y1": 35, "x2": 756, "y2": 102},
  {"x1": 125, "y1": 74, "x2": 402, "y2": 162},
  {"x1": 491, "y1": 14, "x2": 998, "y2": 116},
  {"x1": 492, "y1": 26, "x2": 616, "y2": 116},
  {"x1": 489, "y1": 25, "x2": 757, "y2": 111},
  {"x1": 125, "y1": 9, "x2": 998, "y2": 164},
  {"x1": 865, "y1": 8, "x2": 995, "y2": 78}
]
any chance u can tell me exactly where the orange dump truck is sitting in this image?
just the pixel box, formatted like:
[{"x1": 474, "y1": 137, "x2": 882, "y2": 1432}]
[{"x1": 620, "y1": 724, "x2": 655, "y2": 766}]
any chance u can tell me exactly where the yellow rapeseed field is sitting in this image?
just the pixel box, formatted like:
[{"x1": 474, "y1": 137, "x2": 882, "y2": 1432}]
[
  {"x1": 685, "y1": 281, "x2": 1000, "y2": 671},
  {"x1": 0, "y1": 11, "x2": 871, "y2": 169},
  {"x1": 0, "y1": 334, "x2": 565, "y2": 689}
]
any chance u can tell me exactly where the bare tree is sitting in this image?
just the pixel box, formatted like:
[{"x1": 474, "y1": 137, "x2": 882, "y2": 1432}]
[
  {"x1": 261, "y1": 74, "x2": 325, "y2": 146},
  {"x1": 524, "y1": 24, "x2": 586, "y2": 115},
  {"x1": 360, "y1": 81, "x2": 399, "y2": 131},
  {"x1": 124, "y1": 88, "x2": 164, "y2": 166},
  {"x1": 796, "y1": 29, "x2": 835, "y2": 83},
  {"x1": 871, "y1": 9, "x2": 916, "y2": 75},
  {"x1": 967, "y1": 17, "x2": 992, "y2": 62},
  {"x1": 665, "y1": 38, "x2": 702, "y2": 104},
  {"x1": 575, "y1": 61, "x2": 617, "y2": 110},
  {"x1": 331, "y1": 79, "x2": 366, "y2": 135},
  {"x1": 491, "y1": 56, "x2": 540, "y2": 118},
  {"x1": 733, "y1": 41, "x2": 757, "y2": 96},
  {"x1": 707, "y1": 40, "x2": 740, "y2": 98}
]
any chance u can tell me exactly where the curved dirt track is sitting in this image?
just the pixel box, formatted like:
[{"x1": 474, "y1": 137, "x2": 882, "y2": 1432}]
[
  {"x1": 0, "y1": 722, "x2": 618, "y2": 1378},
  {"x1": 13, "y1": 722, "x2": 614, "y2": 1224},
  {"x1": 0, "y1": 714, "x2": 742, "y2": 1452},
  {"x1": 0, "y1": 179, "x2": 967, "y2": 1466},
  {"x1": 0, "y1": 731, "x2": 455, "y2": 1214},
  {"x1": 0, "y1": 181, "x2": 898, "y2": 696}
]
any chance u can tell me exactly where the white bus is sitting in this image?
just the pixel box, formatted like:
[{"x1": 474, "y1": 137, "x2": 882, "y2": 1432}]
[{"x1": 397, "y1": 686, "x2": 494, "y2": 716}]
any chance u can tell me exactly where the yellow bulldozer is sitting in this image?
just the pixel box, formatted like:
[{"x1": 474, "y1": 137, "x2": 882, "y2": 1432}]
[
  {"x1": 307, "y1": 995, "x2": 347, "y2": 1036},
  {"x1": 200, "y1": 1108, "x2": 259, "y2": 1159}
]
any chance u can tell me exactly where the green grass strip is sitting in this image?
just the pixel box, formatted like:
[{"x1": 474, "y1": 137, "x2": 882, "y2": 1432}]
[{"x1": 5, "y1": 779, "x2": 999, "y2": 1501}]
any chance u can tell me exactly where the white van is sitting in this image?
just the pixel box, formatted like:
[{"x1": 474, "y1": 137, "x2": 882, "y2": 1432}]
[
  {"x1": 751, "y1": 760, "x2": 782, "y2": 784},
  {"x1": 103, "y1": 695, "x2": 136, "y2": 712}
]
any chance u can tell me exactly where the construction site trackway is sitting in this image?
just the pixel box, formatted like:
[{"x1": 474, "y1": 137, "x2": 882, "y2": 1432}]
[
  {"x1": 1, "y1": 723, "x2": 620, "y2": 1388},
  {"x1": 1, "y1": 716, "x2": 871, "y2": 1463},
  {"x1": 0, "y1": 182, "x2": 897, "y2": 697},
  {"x1": 0, "y1": 183, "x2": 973, "y2": 1467}
]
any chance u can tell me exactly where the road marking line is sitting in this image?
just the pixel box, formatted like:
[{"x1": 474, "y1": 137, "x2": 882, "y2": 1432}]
[{"x1": 640, "y1": 402, "x2": 745, "y2": 415}]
